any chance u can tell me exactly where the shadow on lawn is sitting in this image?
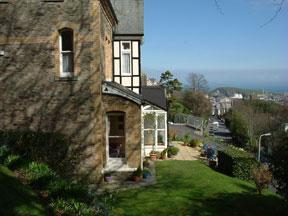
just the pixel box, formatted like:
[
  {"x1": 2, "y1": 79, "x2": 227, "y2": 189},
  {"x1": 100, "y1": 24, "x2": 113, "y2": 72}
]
[
  {"x1": 0, "y1": 168, "x2": 48, "y2": 216},
  {"x1": 190, "y1": 192, "x2": 288, "y2": 216}
]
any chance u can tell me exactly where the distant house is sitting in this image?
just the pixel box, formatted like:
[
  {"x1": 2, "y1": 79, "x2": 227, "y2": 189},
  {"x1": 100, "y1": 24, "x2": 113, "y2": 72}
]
[{"x1": 0, "y1": 0, "x2": 167, "y2": 183}]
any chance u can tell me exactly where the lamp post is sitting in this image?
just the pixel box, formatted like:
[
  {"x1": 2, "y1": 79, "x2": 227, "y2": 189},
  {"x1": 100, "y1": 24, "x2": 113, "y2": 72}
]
[{"x1": 258, "y1": 133, "x2": 271, "y2": 162}]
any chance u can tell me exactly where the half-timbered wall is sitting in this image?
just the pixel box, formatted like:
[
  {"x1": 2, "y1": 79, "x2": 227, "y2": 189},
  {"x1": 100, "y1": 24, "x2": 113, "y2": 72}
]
[{"x1": 113, "y1": 40, "x2": 141, "y2": 94}]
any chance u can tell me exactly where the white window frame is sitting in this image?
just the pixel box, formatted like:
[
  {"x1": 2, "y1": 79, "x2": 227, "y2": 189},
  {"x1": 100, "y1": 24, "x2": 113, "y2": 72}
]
[
  {"x1": 59, "y1": 30, "x2": 74, "y2": 78},
  {"x1": 121, "y1": 41, "x2": 132, "y2": 75},
  {"x1": 143, "y1": 108, "x2": 167, "y2": 148}
]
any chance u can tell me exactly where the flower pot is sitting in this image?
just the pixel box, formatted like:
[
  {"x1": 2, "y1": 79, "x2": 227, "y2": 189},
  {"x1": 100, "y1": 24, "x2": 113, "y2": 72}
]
[
  {"x1": 150, "y1": 153, "x2": 157, "y2": 161},
  {"x1": 104, "y1": 175, "x2": 113, "y2": 182},
  {"x1": 133, "y1": 175, "x2": 141, "y2": 182},
  {"x1": 143, "y1": 172, "x2": 151, "y2": 179}
]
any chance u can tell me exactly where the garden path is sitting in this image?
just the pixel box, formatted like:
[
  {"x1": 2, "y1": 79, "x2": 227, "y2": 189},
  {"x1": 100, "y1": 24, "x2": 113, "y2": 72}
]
[{"x1": 169, "y1": 141, "x2": 202, "y2": 161}]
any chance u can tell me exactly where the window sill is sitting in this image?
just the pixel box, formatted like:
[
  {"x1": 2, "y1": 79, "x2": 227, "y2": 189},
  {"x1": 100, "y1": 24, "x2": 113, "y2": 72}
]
[{"x1": 54, "y1": 76, "x2": 78, "y2": 82}]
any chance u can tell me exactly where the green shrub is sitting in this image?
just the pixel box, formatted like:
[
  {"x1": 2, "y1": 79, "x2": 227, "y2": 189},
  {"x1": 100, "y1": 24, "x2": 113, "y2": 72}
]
[
  {"x1": 252, "y1": 165, "x2": 272, "y2": 194},
  {"x1": 156, "y1": 151, "x2": 161, "y2": 159},
  {"x1": 4, "y1": 154, "x2": 23, "y2": 170},
  {"x1": 168, "y1": 147, "x2": 180, "y2": 157},
  {"x1": 0, "y1": 145, "x2": 10, "y2": 164},
  {"x1": 0, "y1": 130, "x2": 70, "y2": 174},
  {"x1": 133, "y1": 167, "x2": 142, "y2": 177},
  {"x1": 218, "y1": 145, "x2": 259, "y2": 180},
  {"x1": 48, "y1": 179, "x2": 88, "y2": 201},
  {"x1": 183, "y1": 133, "x2": 192, "y2": 145},
  {"x1": 50, "y1": 199, "x2": 100, "y2": 216},
  {"x1": 24, "y1": 162, "x2": 56, "y2": 189},
  {"x1": 160, "y1": 149, "x2": 168, "y2": 159},
  {"x1": 174, "y1": 135, "x2": 183, "y2": 142},
  {"x1": 190, "y1": 139, "x2": 202, "y2": 148}
]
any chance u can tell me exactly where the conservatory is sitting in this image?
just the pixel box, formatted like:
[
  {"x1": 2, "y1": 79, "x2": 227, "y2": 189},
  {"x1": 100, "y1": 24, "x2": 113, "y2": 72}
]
[{"x1": 142, "y1": 105, "x2": 168, "y2": 157}]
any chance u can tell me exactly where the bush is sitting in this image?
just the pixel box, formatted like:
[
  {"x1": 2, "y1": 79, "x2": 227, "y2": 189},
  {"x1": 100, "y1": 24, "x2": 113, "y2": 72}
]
[
  {"x1": 48, "y1": 179, "x2": 88, "y2": 201},
  {"x1": 190, "y1": 139, "x2": 202, "y2": 148},
  {"x1": 168, "y1": 147, "x2": 179, "y2": 157},
  {"x1": 0, "y1": 145, "x2": 10, "y2": 164},
  {"x1": 4, "y1": 154, "x2": 24, "y2": 170},
  {"x1": 218, "y1": 145, "x2": 259, "y2": 180},
  {"x1": 183, "y1": 134, "x2": 192, "y2": 145},
  {"x1": 252, "y1": 165, "x2": 272, "y2": 194},
  {"x1": 24, "y1": 162, "x2": 56, "y2": 189},
  {"x1": 174, "y1": 135, "x2": 183, "y2": 142},
  {"x1": 50, "y1": 198, "x2": 100, "y2": 216},
  {"x1": 271, "y1": 131, "x2": 288, "y2": 200},
  {"x1": 133, "y1": 167, "x2": 142, "y2": 177},
  {"x1": 0, "y1": 130, "x2": 70, "y2": 174},
  {"x1": 160, "y1": 149, "x2": 167, "y2": 159}
]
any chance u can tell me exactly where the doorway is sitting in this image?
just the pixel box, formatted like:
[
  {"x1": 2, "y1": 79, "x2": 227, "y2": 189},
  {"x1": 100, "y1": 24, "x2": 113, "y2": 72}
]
[{"x1": 106, "y1": 112, "x2": 126, "y2": 169}]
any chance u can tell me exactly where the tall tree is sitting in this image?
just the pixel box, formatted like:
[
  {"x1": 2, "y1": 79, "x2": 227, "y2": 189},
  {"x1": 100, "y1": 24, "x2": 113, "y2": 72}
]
[
  {"x1": 159, "y1": 70, "x2": 182, "y2": 97},
  {"x1": 183, "y1": 91, "x2": 211, "y2": 117},
  {"x1": 188, "y1": 73, "x2": 208, "y2": 93}
]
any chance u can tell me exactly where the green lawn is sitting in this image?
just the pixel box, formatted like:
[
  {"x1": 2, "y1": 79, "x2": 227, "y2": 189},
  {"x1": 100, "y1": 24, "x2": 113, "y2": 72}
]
[
  {"x1": 111, "y1": 161, "x2": 287, "y2": 216},
  {"x1": 0, "y1": 166, "x2": 48, "y2": 216}
]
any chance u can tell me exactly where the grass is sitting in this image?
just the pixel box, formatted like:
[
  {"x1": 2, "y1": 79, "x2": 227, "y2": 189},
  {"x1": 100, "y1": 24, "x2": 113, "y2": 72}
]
[
  {"x1": 0, "y1": 165, "x2": 48, "y2": 216},
  {"x1": 110, "y1": 161, "x2": 287, "y2": 216}
]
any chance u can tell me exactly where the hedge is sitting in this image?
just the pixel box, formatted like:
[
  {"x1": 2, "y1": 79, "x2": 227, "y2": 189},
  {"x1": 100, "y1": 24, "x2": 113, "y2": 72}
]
[
  {"x1": 218, "y1": 145, "x2": 259, "y2": 181},
  {"x1": 0, "y1": 130, "x2": 71, "y2": 174}
]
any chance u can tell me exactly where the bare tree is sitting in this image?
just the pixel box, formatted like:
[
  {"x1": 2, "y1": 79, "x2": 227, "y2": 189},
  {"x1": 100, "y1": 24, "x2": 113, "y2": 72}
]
[
  {"x1": 188, "y1": 73, "x2": 208, "y2": 93},
  {"x1": 213, "y1": 0, "x2": 287, "y2": 27}
]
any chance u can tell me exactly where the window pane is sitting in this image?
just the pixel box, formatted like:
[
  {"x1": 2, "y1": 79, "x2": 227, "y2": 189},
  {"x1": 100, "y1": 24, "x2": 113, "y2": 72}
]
[
  {"x1": 157, "y1": 114, "x2": 165, "y2": 129},
  {"x1": 122, "y1": 42, "x2": 130, "y2": 50},
  {"x1": 144, "y1": 130, "x2": 155, "y2": 146},
  {"x1": 109, "y1": 137, "x2": 125, "y2": 158},
  {"x1": 144, "y1": 113, "x2": 155, "y2": 129},
  {"x1": 157, "y1": 130, "x2": 165, "y2": 146},
  {"x1": 61, "y1": 30, "x2": 73, "y2": 51},
  {"x1": 122, "y1": 53, "x2": 130, "y2": 74},
  {"x1": 109, "y1": 114, "x2": 125, "y2": 136},
  {"x1": 62, "y1": 52, "x2": 74, "y2": 73}
]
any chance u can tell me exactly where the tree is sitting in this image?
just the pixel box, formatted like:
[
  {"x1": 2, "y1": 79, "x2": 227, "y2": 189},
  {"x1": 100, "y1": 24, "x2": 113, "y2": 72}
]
[
  {"x1": 188, "y1": 73, "x2": 208, "y2": 93},
  {"x1": 159, "y1": 71, "x2": 182, "y2": 97},
  {"x1": 271, "y1": 130, "x2": 288, "y2": 201},
  {"x1": 168, "y1": 101, "x2": 190, "y2": 122},
  {"x1": 183, "y1": 91, "x2": 211, "y2": 117}
]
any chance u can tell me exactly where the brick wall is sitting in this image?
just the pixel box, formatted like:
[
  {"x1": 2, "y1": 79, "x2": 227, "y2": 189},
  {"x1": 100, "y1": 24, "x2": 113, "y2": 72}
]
[{"x1": 0, "y1": 0, "x2": 107, "y2": 183}]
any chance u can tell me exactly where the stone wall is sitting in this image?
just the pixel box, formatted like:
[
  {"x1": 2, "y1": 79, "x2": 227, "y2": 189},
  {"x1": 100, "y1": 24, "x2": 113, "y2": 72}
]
[
  {"x1": 0, "y1": 0, "x2": 110, "y2": 183},
  {"x1": 102, "y1": 95, "x2": 141, "y2": 169}
]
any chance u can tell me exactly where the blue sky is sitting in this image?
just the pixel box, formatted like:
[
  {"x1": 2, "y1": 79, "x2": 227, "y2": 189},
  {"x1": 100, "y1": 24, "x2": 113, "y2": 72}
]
[{"x1": 142, "y1": 0, "x2": 288, "y2": 92}]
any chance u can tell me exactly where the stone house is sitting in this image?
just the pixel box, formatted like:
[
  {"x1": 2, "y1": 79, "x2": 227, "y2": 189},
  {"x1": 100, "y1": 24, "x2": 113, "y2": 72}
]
[{"x1": 0, "y1": 0, "x2": 167, "y2": 183}]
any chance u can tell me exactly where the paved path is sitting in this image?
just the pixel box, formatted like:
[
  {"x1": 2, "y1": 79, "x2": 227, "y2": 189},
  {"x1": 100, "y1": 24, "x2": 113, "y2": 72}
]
[{"x1": 169, "y1": 141, "x2": 202, "y2": 161}]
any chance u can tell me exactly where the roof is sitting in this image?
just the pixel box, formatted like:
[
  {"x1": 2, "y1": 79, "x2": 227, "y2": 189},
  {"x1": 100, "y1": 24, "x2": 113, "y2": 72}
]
[
  {"x1": 103, "y1": 82, "x2": 168, "y2": 111},
  {"x1": 142, "y1": 86, "x2": 168, "y2": 111},
  {"x1": 110, "y1": 0, "x2": 144, "y2": 36},
  {"x1": 102, "y1": 81, "x2": 142, "y2": 105},
  {"x1": 100, "y1": 0, "x2": 118, "y2": 26}
]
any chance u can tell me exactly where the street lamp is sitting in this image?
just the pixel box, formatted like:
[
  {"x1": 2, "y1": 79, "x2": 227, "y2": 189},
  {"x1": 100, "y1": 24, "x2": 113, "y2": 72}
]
[{"x1": 258, "y1": 133, "x2": 272, "y2": 162}]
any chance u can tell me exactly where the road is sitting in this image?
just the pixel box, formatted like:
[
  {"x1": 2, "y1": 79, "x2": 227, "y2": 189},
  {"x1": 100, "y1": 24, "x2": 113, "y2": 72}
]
[
  {"x1": 207, "y1": 116, "x2": 232, "y2": 140},
  {"x1": 169, "y1": 116, "x2": 232, "y2": 150}
]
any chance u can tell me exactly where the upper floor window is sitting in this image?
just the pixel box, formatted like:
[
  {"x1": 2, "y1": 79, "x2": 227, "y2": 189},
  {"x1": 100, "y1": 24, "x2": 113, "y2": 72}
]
[
  {"x1": 59, "y1": 29, "x2": 74, "y2": 77},
  {"x1": 121, "y1": 41, "x2": 131, "y2": 75}
]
